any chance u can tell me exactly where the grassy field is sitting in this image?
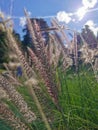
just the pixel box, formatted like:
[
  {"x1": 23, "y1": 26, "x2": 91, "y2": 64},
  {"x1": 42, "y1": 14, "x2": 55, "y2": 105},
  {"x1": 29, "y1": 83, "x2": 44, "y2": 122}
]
[{"x1": 55, "y1": 64, "x2": 98, "y2": 130}]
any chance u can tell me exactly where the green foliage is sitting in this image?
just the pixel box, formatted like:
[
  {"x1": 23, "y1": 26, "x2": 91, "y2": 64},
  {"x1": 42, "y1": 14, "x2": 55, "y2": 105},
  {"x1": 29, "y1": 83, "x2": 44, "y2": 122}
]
[
  {"x1": 0, "y1": 120, "x2": 12, "y2": 130},
  {"x1": 55, "y1": 65, "x2": 98, "y2": 130},
  {"x1": 0, "y1": 31, "x2": 9, "y2": 67}
]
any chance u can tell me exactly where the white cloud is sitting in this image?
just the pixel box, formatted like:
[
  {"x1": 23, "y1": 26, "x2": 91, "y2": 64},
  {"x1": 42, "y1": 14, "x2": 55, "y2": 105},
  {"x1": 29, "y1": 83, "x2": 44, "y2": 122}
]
[
  {"x1": 82, "y1": 0, "x2": 97, "y2": 9},
  {"x1": 85, "y1": 20, "x2": 94, "y2": 27},
  {"x1": 77, "y1": 6, "x2": 87, "y2": 20},
  {"x1": 85, "y1": 20, "x2": 98, "y2": 36},
  {"x1": 19, "y1": 17, "x2": 26, "y2": 27},
  {"x1": 57, "y1": 11, "x2": 72, "y2": 24}
]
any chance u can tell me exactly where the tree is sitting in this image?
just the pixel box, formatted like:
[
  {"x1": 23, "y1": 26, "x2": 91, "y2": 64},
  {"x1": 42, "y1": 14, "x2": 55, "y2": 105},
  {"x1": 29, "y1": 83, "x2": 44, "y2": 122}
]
[
  {"x1": 0, "y1": 30, "x2": 9, "y2": 68},
  {"x1": 13, "y1": 30, "x2": 21, "y2": 42},
  {"x1": 81, "y1": 25, "x2": 97, "y2": 49}
]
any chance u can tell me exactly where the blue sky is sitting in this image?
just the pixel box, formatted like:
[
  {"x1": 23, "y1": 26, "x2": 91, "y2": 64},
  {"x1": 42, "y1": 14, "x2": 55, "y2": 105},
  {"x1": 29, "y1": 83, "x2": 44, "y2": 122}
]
[{"x1": 0, "y1": 0, "x2": 98, "y2": 37}]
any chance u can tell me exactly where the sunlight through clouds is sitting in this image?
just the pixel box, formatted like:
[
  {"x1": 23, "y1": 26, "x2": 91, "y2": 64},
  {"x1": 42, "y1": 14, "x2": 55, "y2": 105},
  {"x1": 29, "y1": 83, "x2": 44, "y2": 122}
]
[
  {"x1": 77, "y1": 0, "x2": 98, "y2": 20},
  {"x1": 82, "y1": 0, "x2": 97, "y2": 9},
  {"x1": 57, "y1": 0, "x2": 98, "y2": 23},
  {"x1": 77, "y1": 6, "x2": 87, "y2": 21}
]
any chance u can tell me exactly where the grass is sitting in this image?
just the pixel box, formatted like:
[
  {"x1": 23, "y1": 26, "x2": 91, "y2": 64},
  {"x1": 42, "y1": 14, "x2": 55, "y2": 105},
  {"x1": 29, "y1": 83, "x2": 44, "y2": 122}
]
[
  {"x1": 55, "y1": 64, "x2": 98, "y2": 130},
  {"x1": 0, "y1": 120, "x2": 12, "y2": 130},
  {"x1": 0, "y1": 63, "x2": 98, "y2": 130}
]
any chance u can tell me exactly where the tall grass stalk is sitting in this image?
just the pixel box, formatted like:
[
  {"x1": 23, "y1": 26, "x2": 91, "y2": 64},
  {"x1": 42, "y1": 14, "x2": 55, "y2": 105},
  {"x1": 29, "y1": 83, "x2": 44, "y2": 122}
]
[{"x1": 55, "y1": 65, "x2": 98, "y2": 130}]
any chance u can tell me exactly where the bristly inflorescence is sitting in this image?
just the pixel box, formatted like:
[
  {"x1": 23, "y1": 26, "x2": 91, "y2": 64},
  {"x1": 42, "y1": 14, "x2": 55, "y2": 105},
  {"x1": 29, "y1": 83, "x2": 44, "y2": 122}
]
[
  {"x1": 0, "y1": 75, "x2": 36, "y2": 123},
  {"x1": 6, "y1": 29, "x2": 36, "y2": 79},
  {"x1": 0, "y1": 102, "x2": 30, "y2": 130},
  {"x1": 24, "y1": 9, "x2": 58, "y2": 104}
]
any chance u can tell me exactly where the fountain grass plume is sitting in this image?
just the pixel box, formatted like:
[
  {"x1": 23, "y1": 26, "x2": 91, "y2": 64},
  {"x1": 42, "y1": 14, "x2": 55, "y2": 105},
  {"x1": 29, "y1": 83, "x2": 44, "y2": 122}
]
[
  {"x1": 24, "y1": 9, "x2": 58, "y2": 104},
  {"x1": 27, "y1": 47, "x2": 58, "y2": 104},
  {"x1": 0, "y1": 75, "x2": 36, "y2": 123},
  {"x1": 0, "y1": 102, "x2": 30, "y2": 130}
]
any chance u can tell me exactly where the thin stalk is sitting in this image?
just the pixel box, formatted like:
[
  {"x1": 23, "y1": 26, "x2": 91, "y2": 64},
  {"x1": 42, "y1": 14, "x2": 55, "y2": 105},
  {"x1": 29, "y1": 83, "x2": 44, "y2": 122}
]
[{"x1": 28, "y1": 85, "x2": 52, "y2": 130}]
